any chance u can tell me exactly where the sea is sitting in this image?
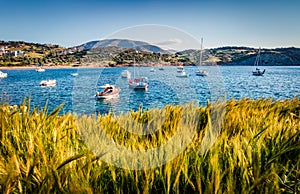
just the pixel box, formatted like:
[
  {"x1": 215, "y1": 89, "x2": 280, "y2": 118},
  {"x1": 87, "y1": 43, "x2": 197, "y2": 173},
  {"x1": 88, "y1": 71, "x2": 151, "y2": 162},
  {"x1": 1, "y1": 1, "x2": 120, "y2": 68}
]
[{"x1": 0, "y1": 66, "x2": 299, "y2": 115}]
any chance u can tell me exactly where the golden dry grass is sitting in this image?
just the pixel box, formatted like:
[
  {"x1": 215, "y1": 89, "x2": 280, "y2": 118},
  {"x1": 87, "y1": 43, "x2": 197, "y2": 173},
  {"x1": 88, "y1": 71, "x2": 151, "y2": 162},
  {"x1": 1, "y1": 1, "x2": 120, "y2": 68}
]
[{"x1": 0, "y1": 98, "x2": 299, "y2": 193}]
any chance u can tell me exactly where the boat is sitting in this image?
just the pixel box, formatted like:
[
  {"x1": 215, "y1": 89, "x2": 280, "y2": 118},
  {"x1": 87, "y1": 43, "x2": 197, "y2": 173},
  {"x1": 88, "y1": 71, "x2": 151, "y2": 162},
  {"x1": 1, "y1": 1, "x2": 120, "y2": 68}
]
[
  {"x1": 0, "y1": 71, "x2": 8, "y2": 78},
  {"x1": 158, "y1": 55, "x2": 164, "y2": 70},
  {"x1": 176, "y1": 70, "x2": 188, "y2": 78},
  {"x1": 196, "y1": 70, "x2": 208, "y2": 76},
  {"x1": 121, "y1": 70, "x2": 131, "y2": 78},
  {"x1": 253, "y1": 68, "x2": 265, "y2": 76},
  {"x1": 71, "y1": 73, "x2": 78, "y2": 77},
  {"x1": 196, "y1": 38, "x2": 208, "y2": 76},
  {"x1": 36, "y1": 67, "x2": 45, "y2": 72},
  {"x1": 128, "y1": 77, "x2": 148, "y2": 89},
  {"x1": 150, "y1": 67, "x2": 155, "y2": 72},
  {"x1": 95, "y1": 84, "x2": 121, "y2": 100},
  {"x1": 177, "y1": 66, "x2": 184, "y2": 72},
  {"x1": 128, "y1": 56, "x2": 148, "y2": 90},
  {"x1": 252, "y1": 48, "x2": 265, "y2": 76},
  {"x1": 40, "y1": 79, "x2": 56, "y2": 86}
]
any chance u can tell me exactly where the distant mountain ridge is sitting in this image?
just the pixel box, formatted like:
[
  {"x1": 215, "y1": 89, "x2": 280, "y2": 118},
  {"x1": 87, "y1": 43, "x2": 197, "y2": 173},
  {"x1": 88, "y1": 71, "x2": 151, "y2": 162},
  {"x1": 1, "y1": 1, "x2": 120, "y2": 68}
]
[
  {"x1": 75, "y1": 39, "x2": 170, "y2": 54},
  {"x1": 73, "y1": 39, "x2": 300, "y2": 66}
]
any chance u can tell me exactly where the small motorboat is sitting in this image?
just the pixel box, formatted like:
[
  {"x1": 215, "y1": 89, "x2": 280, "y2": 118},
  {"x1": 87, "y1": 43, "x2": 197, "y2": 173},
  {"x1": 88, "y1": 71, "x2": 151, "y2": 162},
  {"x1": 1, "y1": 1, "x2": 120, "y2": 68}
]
[
  {"x1": 150, "y1": 67, "x2": 155, "y2": 72},
  {"x1": 95, "y1": 84, "x2": 121, "y2": 99},
  {"x1": 177, "y1": 66, "x2": 184, "y2": 72},
  {"x1": 71, "y1": 73, "x2": 79, "y2": 77},
  {"x1": 0, "y1": 71, "x2": 8, "y2": 78},
  {"x1": 40, "y1": 79, "x2": 56, "y2": 86},
  {"x1": 176, "y1": 71, "x2": 188, "y2": 78},
  {"x1": 121, "y1": 70, "x2": 131, "y2": 78},
  {"x1": 36, "y1": 67, "x2": 45, "y2": 72}
]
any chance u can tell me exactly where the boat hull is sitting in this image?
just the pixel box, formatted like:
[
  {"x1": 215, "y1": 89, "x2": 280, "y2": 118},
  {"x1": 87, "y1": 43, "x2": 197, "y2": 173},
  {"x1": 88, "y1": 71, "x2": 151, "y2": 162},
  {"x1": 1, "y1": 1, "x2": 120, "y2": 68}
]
[
  {"x1": 40, "y1": 80, "x2": 56, "y2": 86},
  {"x1": 128, "y1": 83, "x2": 148, "y2": 90},
  {"x1": 95, "y1": 88, "x2": 121, "y2": 100},
  {"x1": 252, "y1": 69, "x2": 265, "y2": 76},
  {"x1": 195, "y1": 70, "x2": 208, "y2": 76},
  {"x1": 36, "y1": 67, "x2": 45, "y2": 72},
  {"x1": 130, "y1": 85, "x2": 148, "y2": 90}
]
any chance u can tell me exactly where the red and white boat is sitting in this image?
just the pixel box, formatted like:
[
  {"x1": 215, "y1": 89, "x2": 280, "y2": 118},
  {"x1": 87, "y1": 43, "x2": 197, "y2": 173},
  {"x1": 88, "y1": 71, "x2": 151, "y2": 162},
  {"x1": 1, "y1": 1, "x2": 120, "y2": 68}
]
[{"x1": 95, "y1": 84, "x2": 121, "y2": 99}]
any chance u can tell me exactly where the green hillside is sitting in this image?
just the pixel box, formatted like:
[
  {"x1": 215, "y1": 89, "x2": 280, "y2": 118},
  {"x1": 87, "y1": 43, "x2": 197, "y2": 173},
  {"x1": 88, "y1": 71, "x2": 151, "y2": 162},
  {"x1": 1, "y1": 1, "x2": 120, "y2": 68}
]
[
  {"x1": 1, "y1": 40, "x2": 300, "y2": 67},
  {"x1": 0, "y1": 41, "x2": 84, "y2": 67}
]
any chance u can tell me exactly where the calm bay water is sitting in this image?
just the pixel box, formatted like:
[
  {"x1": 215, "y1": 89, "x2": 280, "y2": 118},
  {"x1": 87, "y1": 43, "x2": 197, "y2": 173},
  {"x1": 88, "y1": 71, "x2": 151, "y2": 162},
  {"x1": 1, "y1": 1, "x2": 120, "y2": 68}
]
[{"x1": 0, "y1": 66, "x2": 299, "y2": 115}]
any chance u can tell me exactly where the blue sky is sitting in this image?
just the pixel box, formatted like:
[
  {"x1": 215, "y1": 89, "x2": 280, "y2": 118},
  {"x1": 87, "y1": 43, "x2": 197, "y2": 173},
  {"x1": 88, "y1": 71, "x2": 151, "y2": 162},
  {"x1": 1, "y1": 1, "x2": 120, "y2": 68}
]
[{"x1": 1, "y1": 0, "x2": 299, "y2": 50}]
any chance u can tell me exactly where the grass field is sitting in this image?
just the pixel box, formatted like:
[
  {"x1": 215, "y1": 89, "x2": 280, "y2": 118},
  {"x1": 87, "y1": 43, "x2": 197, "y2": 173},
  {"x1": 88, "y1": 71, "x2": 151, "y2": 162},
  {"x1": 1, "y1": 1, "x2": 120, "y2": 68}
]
[{"x1": 0, "y1": 98, "x2": 299, "y2": 193}]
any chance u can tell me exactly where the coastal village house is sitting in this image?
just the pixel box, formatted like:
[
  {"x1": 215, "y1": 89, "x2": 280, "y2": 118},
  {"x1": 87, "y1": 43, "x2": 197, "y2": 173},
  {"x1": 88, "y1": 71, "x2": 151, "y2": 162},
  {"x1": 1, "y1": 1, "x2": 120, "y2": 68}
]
[
  {"x1": 0, "y1": 46, "x2": 25, "y2": 57},
  {"x1": 0, "y1": 46, "x2": 6, "y2": 56}
]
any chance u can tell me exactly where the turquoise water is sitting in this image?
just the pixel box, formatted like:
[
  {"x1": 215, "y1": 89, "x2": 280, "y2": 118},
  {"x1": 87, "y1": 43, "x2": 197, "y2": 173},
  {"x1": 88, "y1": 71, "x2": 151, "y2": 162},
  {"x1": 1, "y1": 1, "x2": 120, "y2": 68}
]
[{"x1": 0, "y1": 66, "x2": 299, "y2": 115}]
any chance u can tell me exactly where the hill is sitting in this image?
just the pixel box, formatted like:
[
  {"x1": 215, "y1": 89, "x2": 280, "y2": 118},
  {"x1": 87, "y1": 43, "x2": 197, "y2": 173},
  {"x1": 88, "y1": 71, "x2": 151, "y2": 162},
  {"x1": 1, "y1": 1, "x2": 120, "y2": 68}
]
[
  {"x1": 0, "y1": 40, "x2": 83, "y2": 67},
  {"x1": 177, "y1": 47, "x2": 300, "y2": 66},
  {"x1": 0, "y1": 40, "x2": 186, "y2": 67},
  {"x1": 75, "y1": 39, "x2": 170, "y2": 54},
  {"x1": 1, "y1": 40, "x2": 300, "y2": 67}
]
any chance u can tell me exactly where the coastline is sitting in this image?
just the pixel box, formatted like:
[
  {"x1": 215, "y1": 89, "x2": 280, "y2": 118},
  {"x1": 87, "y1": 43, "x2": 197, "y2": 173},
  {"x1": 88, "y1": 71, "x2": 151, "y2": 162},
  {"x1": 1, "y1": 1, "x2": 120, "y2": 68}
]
[
  {"x1": 0, "y1": 62, "x2": 173, "y2": 70},
  {"x1": 0, "y1": 64, "x2": 106, "y2": 70},
  {"x1": 2, "y1": 63, "x2": 300, "y2": 71}
]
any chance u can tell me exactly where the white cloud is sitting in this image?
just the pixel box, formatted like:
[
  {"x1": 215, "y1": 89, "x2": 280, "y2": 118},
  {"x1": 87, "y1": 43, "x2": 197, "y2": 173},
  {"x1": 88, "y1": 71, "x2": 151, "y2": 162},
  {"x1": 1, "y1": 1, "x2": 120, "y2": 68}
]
[{"x1": 153, "y1": 39, "x2": 183, "y2": 46}]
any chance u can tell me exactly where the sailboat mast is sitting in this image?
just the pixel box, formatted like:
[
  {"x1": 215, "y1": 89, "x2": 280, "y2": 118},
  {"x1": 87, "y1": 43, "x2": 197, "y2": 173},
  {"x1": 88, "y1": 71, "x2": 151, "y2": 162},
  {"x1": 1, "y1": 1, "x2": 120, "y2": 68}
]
[
  {"x1": 133, "y1": 55, "x2": 136, "y2": 78},
  {"x1": 199, "y1": 38, "x2": 203, "y2": 66},
  {"x1": 254, "y1": 47, "x2": 261, "y2": 67}
]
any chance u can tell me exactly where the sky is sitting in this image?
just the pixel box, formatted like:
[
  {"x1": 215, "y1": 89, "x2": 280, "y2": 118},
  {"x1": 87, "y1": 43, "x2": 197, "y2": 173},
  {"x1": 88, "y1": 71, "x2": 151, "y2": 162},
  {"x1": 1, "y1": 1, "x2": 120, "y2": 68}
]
[{"x1": 1, "y1": 0, "x2": 300, "y2": 50}]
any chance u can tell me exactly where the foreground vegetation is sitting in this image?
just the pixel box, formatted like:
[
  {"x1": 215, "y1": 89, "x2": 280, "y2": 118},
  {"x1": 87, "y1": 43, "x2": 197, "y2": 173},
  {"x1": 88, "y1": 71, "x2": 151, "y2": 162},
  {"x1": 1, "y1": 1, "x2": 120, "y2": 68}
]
[{"x1": 0, "y1": 98, "x2": 299, "y2": 193}]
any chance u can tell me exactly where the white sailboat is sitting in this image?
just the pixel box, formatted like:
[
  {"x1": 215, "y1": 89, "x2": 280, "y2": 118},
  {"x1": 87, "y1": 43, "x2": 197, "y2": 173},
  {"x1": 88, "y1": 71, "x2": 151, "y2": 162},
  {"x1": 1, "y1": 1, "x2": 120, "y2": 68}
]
[
  {"x1": 252, "y1": 48, "x2": 265, "y2": 76},
  {"x1": 128, "y1": 56, "x2": 148, "y2": 90},
  {"x1": 195, "y1": 38, "x2": 208, "y2": 76},
  {"x1": 158, "y1": 55, "x2": 164, "y2": 70}
]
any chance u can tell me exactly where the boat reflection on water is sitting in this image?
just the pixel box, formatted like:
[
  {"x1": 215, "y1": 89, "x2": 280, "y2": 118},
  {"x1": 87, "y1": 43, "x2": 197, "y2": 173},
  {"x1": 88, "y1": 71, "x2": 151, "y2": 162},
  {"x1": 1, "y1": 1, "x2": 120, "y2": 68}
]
[{"x1": 95, "y1": 96, "x2": 120, "y2": 115}]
